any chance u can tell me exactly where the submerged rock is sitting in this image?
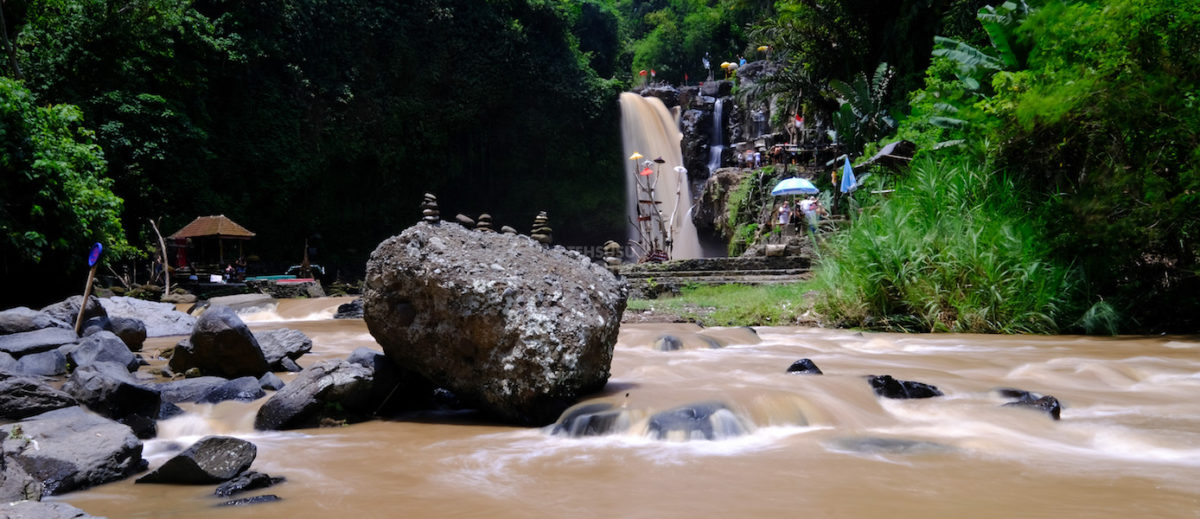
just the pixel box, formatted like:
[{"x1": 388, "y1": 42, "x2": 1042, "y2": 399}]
[
  {"x1": 217, "y1": 495, "x2": 281, "y2": 507},
  {"x1": 363, "y1": 221, "x2": 627, "y2": 425},
  {"x1": 213, "y1": 471, "x2": 286, "y2": 497},
  {"x1": 786, "y1": 358, "x2": 823, "y2": 375},
  {"x1": 550, "y1": 402, "x2": 627, "y2": 437},
  {"x1": 997, "y1": 388, "x2": 1062, "y2": 420},
  {"x1": 867, "y1": 375, "x2": 943, "y2": 399},
  {"x1": 647, "y1": 402, "x2": 749, "y2": 441}
]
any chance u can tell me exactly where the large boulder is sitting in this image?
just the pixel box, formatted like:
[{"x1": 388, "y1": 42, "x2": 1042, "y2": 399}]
[
  {"x1": 0, "y1": 407, "x2": 144, "y2": 496},
  {"x1": 136, "y1": 436, "x2": 255, "y2": 484},
  {"x1": 0, "y1": 307, "x2": 70, "y2": 335},
  {"x1": 0, "y1": 377, "x2": 77, "y2": 420},
  {"x1": 98, "y1": 296, "x2": 195, "y2": 337},
  {"x1": 169, "y1": 305, "x2": 269, "y2": 378},
  {"x1": 0, "y1": 328, "x2": 78, "y2": 358},
  {"x1": 254, "y1": 360, "x2": 374, "y2": 430},
  {"x1": 81, "y1": 316, "x2": 147, "y2": 351},
  {"x1": 253, "y1": 328, "x2": 312, "y2": 372},
  {"x1": 61, "y1": 362, "x2": 162, "y2": 425},
  {"x1": 39, "y1": 296, "x2": 106, "y2": 329},
  {"x1": 363, "y1": 222, "x2": 627, "y2": 425},
  {"x1": 64, "y1": 331, "x2": 139, "y2": 371},
  {"x1": 0, "y1": 500, "x2": 103, "y2": 518}
]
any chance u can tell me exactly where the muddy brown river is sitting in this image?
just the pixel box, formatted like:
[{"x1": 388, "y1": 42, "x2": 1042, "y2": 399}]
[{"x1": 59, "y1": 297, "x2": 1200, "y2": 518}]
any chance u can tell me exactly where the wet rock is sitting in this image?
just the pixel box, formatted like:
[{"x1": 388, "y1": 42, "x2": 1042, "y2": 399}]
[
  {"x1": 0, "y1": 377, "x2": 77, "y2": 420},
  {"x1": 253, "y1": 360, "x2": 374, "y2": 430},
  {"x1": 0, "y1": 328, "x2": 78, "y2": 358},
  {"x1": 62, "y1": 362, "x2": 162, "y2": 424},
  {"x1": 786, "y1": 358, "x2": 823, "y2": 375},
  {"x1": 197, "y1": 377, "x2": 266, "y2": 404},
  {"x1": 207, "y1": 294, "x2": 278, "y2": 314},
  {"x1": 217, "y1": 494, "x2": 281, "y2": 507},
  {"x1": 550, "y1": 402, "x2": 626, "y2": 437},
  {"x1": 213, "y1": 470, "x2": 286, "y2": 497},
  {"x1": 0, "y1": 406, "x2": 145, "y2": 497},
  {"x1": 258, "y1": 372, "x2": 285, "y2": 391},
  {"x1": 99, "y1": 296, "x2": 195, "y2": 337},
  {"x1": 253, "y1": 328, "x2": 312, "y2": 372},
  {"x1": 363, "y1": 222, "x2": 627, "y2": 425},
  {"x1": 169, "y1": 305, "x2": 269, "y2": 378},
  {"x1": 344, "y1": 347, "x2": 439, "y2": 414},
  {"x1": 700, "y1": 80, "x2": 733, "y2": 98},
  {"x1": 641, "y1": 84, "x2": 680, "y2": 107},
  {"x1": 0, "y1": 500, "x2": 101, "y2": 518},
  {"x1": 997, "y1": 388, "x2": 1062, "y2": 420},
  {"x1": 11, "y1": 349, "x2": 67, "y2": 376},
  {"x1": 647, "y1": 402, "x2": 749, "y2": 440},
  {"x1": 136, "y1": 436, "x2": 256, "y2": 484},
  {"x1": 0, "y1": 307, "x2": 70, "y2": 335},
  {"x1": 653, "y1": 335, "x2": 683, "y2": 351},
  {"x1": 154, "y1": 376, "x2": 230, "y2": 404},
  {"x1": 65, "y1": 331, "x2": 139, "y2": 371},
  {"x1": 81, "y1": 316, "x2": 147, "y2": 352},
  {"x1": 40, "y1": 296, "x2": 106, "y2": 329},
  {"x1": 827, "y1": 437, "x2": 953, "y2": 455},
  {"x1": 867, "y1": 375, "x2": 943, "y2": 399},
  {"x1": 333, "y1": 299, "x2": 364, "y2": 319}
]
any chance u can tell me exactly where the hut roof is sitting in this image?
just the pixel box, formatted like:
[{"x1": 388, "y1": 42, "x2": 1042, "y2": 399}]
[{"x1": 168, "y1": 215, "x2": 256, "y2": 239}]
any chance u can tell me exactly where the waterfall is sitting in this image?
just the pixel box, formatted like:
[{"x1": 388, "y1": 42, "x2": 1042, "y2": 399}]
[
  {"x1": 619, "y1": 92, "x2": 702, "y2": 260},
  {"x1": 707, "y1": 98, "x2": 725, "y2": 176}
]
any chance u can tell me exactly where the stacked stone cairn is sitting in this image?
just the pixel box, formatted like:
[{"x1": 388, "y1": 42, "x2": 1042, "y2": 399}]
[
  {"x1": 603, "y1": 240, "x2": 623, "y2": 272},
  {"x1": 475, "y1": 213, "x2": 495, "y2": 232},
  {"x1": 421, "y1": 193, "x2": 440, "y2": 224},
  {"x1": 530, "y1": 211, "x2": 552, "y2": 245}
]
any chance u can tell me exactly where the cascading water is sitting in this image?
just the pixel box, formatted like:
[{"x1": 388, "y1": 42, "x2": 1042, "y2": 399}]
[
  {"x1": 620, "y1": 92, "x2": 702, "y2": 260},
  {"x1": 706, "y1": 98, "x2": 725, "y2": 176}
]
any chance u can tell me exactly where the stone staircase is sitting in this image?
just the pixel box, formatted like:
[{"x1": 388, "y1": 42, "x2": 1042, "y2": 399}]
[{"x1": 617, "y1": 255, "x2": 812, "y2": 299}]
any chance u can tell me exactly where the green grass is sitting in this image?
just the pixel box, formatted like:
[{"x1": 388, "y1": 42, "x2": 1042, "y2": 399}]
[{"x1": 627, "y1": 282, "x2": 817, "y2": 326}]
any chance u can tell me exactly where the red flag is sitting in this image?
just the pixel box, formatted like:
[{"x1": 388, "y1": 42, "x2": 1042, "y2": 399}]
[
  {"x1": 795, "y1": 115, "x2": 804, "y2": 127},
  {"x1": 684, "y1": 73, "x2": 689, "y2": 82},
  {"x1": 651, "y1": 69, "x2": 656, "y2": 77},
  {"x1": 639, "y1": 69, "x2": 647, "y2": 76}
]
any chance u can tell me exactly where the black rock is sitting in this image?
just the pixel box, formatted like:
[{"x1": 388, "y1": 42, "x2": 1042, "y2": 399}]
[
  {"x1": 254, "y1": 360, "x2": 374, "y2": 430},
  {"x1": 997, "y1": 388, "x2": 1062, "y2": 420},
  {"x1": 11, "y1": 349, "x2": 67, "y2": 376},
  {"x1": 136, "y1": 436, "x2": 256, "y2": 484},
  {"x1": 0, "y1": 377, "x2": 77, "y2": 420},
  {"x1": 0, "y1": 328, "x2": 78, "y2": 358},
  {"x1": 0, "y1": 307, "x2": 70, "y2": 335},
  {"x1": 62, "y1": 362, "x2": 162, "y2": 422},
  {"x1": 786, "y1": 358, "x2": 823, "y2": 375},
  {"x1": 867, "y1": 375, "x2": 943, "y2": 399},
  {"x1": 0, "y1": 500, "x2": 103, "y2": 518},
  {"x1": 647, "y1": 402, "x2": 748, "y2": 440},
  {"x1": 154, "y1": 377, "x2": 230, "y2": 404},
  {"x1": 253, "y1": 328, "x2": 312, "y2": 372},
  {"x1": 258, "y1": 372, "x2": 285, "y2": 391},
  {"x1": 0, "y1": 406, "x2": 145, "y2": 497},
  {"x1": 118, "y1": 413, "x2": 158, "y2": 440},
  {"x1": 40, "y1": 296, "x2": 107, "y2": 329},
  {"x1": 81, "y1": 316, "x2": 147, "y2": 352},
  {"x1": 551, "y1": 402, "x2": 625, "y2": 437},
  {"x1": 653, "y1": 335, "x2": 683, "y2": 351},
  {"x1": 198, "y1": 377, "x2": 266, "y2": 404},
  {"x1": 213, "y1": 471, "x2": 286, "y2": 497},
  {"x1": 333, "y1": 299, "x2": 364, "y2": 319},
  {"x1": 217, "y1": 494, "x2": 281, "y2": 507},
  {"x1": 169, "y1": 305, "x2": 269, "y2": 378},
  {"x1": 66, "y1": 331, "x2": 139, "y2": 371}
]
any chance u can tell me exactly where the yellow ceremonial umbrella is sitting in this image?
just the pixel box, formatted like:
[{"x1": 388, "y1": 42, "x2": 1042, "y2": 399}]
[
  {"x1": 628, "y1": 152, "x2": 644, "y2": 161},
  {"x1": 757, "y1": 45, "x2": 769, "y2": 52}
]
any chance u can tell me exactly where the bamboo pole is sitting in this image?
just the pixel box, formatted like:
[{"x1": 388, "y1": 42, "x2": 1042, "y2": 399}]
[{"x1": 74, "y1": 263, "x2": 98, "y2": 335}]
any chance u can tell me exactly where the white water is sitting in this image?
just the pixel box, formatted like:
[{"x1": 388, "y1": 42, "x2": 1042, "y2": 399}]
[
  {"x1": 619, "y1": 92, "x2": 703, "y2": 260},
  {"x1": 707, "y1": 98, "x2": 725, "y2": 176}
]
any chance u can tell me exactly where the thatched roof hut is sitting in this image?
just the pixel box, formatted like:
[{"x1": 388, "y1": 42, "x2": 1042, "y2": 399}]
[{"x1": 168, "y1": 215, "x2": 255, "y2": 269}]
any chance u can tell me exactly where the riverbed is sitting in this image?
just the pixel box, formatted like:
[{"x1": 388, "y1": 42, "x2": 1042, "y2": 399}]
[{"x1": 61, "y1": 297, "x2": 1200, "y2": 518}]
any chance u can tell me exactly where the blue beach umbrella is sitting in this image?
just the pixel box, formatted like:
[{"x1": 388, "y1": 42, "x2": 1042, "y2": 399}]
[
  {"x1": 840, "y1": 157, "x2": 857, "y2": 193},
  {"x1": 771, "y1": 177, "x2": 819, "y2": 196}
]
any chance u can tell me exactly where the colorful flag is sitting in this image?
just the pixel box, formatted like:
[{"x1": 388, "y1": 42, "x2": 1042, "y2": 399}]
[
  {"x1": 639, "y1": 70, "x2": 647, "y2": 76},
  {"x1": 840, "y1": 157, "x2": 857, "y2": 193}
]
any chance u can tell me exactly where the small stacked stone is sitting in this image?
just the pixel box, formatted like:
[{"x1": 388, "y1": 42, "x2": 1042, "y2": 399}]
[
  {"x1": 475, "y1": 213, "x2": 495, "y2": 232},
  {"x1": 500, "y1": 225, "x2": 518, "y2": 235},
  {"x1": 530, "y1": 211, "x2": 552, "y2": 245},
  {"x1": 603, "y1": 240, "x2": 623, "y2": 269},
  {"x1": 421, "y1": 193, "x2": 440, "y2": 224},
  {"x1": 455, "y1": 214, "x2": 475, "y2": 227}
]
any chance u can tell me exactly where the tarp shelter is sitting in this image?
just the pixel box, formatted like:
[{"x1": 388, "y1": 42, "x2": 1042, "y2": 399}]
[{"x1": 167, "y1": 215, "x2": 255, "y2": 269}]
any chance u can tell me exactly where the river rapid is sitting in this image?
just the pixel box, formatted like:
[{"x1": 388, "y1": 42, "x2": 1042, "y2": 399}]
[{"x1": 62, "y1": 297, "x2": 1200, "y2": 518}]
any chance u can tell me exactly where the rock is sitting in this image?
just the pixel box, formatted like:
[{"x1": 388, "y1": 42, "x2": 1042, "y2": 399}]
[
  {"x1": 197, "y1": 377, "x2": 266, "y2": 404},
  {"x1": 700, "y1": 80, "x2": 733, "y2": 98},
  {"x1": 786, "y1": 358, "x2": 823, "y2": 375},
  {"x1": 87, "y1": 316, "x2": 147, "y2": 351},
  {"x1": 0, "y1": 453, "x2": 44, "y2": 502},
  {"x1": 98, "y1": 297, "x2": 195, "y2": 338},
  {"x1": 363, "y1": 222, "x2": 627, "y2": 425},
  {"x1": 11, "y1": 349, "x2": 67, "y2": 376},
  {"x1": 254, "y1": 360, "x2": 374, "y2": 430},
  {"x1": 647, "y1": 402, "x2": 749, "y2": 440},
  {"x1": 207, "y1": 294, "x2": 278, "y2": 314},
  {"x1": 826, "y1": 436, "x2": 953, "y2": 455},
  {"x1": 154, "y1": 376, "x2": 230, "y2": 404},
  {"x1": 62, "y1": 362, "x2": 162, "y2": 423},
  {"x1": 0, "y1": 328, "x2": 79, "y2": 358},
  {"x1": 40, "y1": 296, "x2": 106, "y2": 329},
  {"x1": 169, "y1": 306, "x2": 269, "y2": 378},
  {"x1": 213, "y1": 471, "x2": 285, "y2": 497},
  {"x1": 420, "y1": 193, "x2": 440, "y2": 224},
  {"x1": 253, "y1": 328, "x2": 312, "y2": 371},
  {"x1": 997, "y1": 388, "x2": 1062, "y2": 420},
  {"x1": 258, "y1": 372, "x2": 285, "y2": 391},
  {"x1": 454, "y1": 214, "x2": 475, "y2": 227},
  {"x1": 653, "y1": 335, "x2": 683, "y2": 351},
  {"x1": 0, "y1": 377, "x2": 77, "y2": 420},
  {"x1": 333, "y1": 298, "x2": 363, "y2": 319},
  {"x1": 0, "y1": 500, "x2": 103, "y2": 518},
  {"x1": 0, "y1": 351, "x2": 13, "y2": 370},
  {"x1": 66, "y1": 331, "x2": 139, "y2": 371},
  {"x1": 244, "y1": 279, "x2": 325, "y2": 299},
  {"x1": 693, "y1": 168, "x2": 745, "y2": 234},
  {"x1": 276, "y1": 357, "x2": 301, "y2": 372},
  {"x1": 136, "y1": 436, "x2": 256, "y2": 484},
  {"x1": 160, "y1": 292, "x2": 197, "y2": 304},
  {"x1": 344, "y1": 347, "x2": 440, "y2": 414},
  {"x1": 0, "y1": 407, "x2": 144, "y2": 496},
  {"x1": 867, "y1": 375, "x2": 943, "y2": 399},
  {"x1": 641, "y1": 85, "x2": 680, "y2": 108},
  {"x1": 217, "y1": 494, "x2": 281, "y2": 507},
  {"x1": 550, "y1": 402, "x2": 626, "y2": 437},
  {"x1": 0, "y1": 307, "x2": 70, "y2": 335}
]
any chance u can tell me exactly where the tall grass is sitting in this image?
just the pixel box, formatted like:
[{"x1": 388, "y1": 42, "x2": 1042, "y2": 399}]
[{"x1": 811, "y1": 155, "x2": 1078, "y2": 333}]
